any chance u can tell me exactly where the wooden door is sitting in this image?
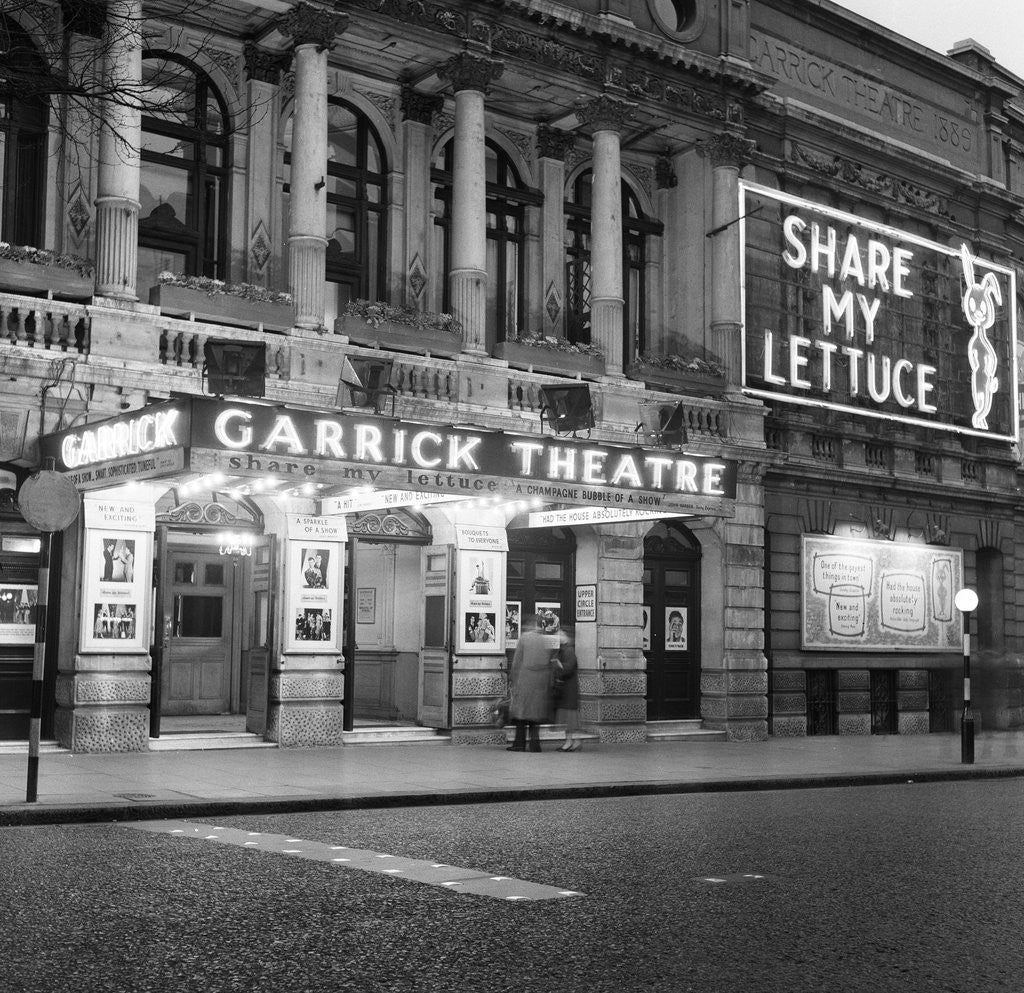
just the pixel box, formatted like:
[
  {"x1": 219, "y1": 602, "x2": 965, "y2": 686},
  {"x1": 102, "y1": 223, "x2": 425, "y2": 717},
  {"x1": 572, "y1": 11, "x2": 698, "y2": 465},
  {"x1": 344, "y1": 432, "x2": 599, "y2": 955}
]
[
  {"x1": 161, "y1": 546, "x2": 236, "y2": 715},
  {"x1": 417, "y1": 544, "x2": 452, "y2": 728},
  {"x1": 643, "y1": 551, "x2": 701, "y2": 721},
  {"x1": 244, "y1": 540, "x2": 274, "y2": 734}
]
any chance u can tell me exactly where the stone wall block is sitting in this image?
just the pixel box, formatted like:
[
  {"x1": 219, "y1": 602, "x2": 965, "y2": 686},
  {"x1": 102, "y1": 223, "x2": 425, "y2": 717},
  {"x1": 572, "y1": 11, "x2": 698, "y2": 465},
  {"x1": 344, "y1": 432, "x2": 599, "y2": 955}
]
[
  {"x1": 267, "y1": 702, "x2": 344, "y2": 746},
  {"x1": 899, "y1": 669, "x2": 929, "y2": 690},
  {"x1": 772, "y1": 693, "x2": 806, "y2": 715},
  {"x1": 55, "y1": 707, "x2": 149, "y2": 752},
  {"x1": 771, "y1": 715, "x2": 807, "y2": 737},
  {"x1": 837, "y1": 670, "x2": 870, "y2": 691},
  {"x1": 898, "y1": 712, "x2": 930, "y2": 735},
  {"x1": 772, "y1": 669, "x2": 806, "y2": 692},
  {"x1": 838, "y1": 714, "x2": 872, "y2": 735},
  {"x1": 838, "y1": 690, "x2": 870, "y2": 713}
]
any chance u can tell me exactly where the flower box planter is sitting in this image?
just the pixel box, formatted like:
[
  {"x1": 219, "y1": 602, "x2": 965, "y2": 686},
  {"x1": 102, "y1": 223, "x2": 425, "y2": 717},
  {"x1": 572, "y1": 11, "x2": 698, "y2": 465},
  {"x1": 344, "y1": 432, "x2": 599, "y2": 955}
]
[
  {"x1": 626, "y1": 362, "x2": 726, "y2": 397},
  {"x1": 336, "y1": 313, "x2": 463, "y2": 358},
  {"x1": 0, "y1": 258, "x2": 94, "y2": 300},
  {"x1": 494, "y1": 340, "x2": 605, "y2": 379},
  {"x1": 149, "y1": 283, "x2": 294, "y2": 331}
]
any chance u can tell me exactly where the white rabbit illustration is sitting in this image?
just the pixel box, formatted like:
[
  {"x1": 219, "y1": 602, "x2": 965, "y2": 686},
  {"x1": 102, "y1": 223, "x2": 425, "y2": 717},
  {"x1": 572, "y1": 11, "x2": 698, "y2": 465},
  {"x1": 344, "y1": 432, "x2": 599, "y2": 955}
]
[{"x1": 959, "y1": 243, "x2": 1001, "y2": 431}]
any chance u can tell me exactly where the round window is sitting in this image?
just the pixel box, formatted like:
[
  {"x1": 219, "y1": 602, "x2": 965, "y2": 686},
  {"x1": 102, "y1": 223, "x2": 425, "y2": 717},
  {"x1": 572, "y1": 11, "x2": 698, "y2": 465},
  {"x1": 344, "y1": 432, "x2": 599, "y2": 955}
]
[{"x1": 647, "y1": 0, "x2": 704, "y2": 41}]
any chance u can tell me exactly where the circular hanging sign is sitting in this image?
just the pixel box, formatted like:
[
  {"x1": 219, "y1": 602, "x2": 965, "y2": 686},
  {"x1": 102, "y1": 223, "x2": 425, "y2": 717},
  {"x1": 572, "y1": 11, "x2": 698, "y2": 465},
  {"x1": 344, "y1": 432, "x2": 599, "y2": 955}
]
[{"x1": 18, "y1": 471, "x2": 80, "y2": 532}]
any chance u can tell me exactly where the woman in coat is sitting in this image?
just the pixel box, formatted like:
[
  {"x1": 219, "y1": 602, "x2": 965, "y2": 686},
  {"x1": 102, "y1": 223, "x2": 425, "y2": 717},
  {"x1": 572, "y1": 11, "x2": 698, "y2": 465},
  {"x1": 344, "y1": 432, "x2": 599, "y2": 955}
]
[
  {"x1": 553, "y1": 627, "x2": 581, "y2": 751},
  {"x1": 508, "y1": 613, "x2": 552, "y2": 752}
]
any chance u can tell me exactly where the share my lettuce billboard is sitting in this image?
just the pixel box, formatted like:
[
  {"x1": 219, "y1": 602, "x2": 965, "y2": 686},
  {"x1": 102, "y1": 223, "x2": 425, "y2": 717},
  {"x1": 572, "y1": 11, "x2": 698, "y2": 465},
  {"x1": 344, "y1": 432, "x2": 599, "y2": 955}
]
[{"x1": 740, "y1": 182, "x2": 1019, "y2": 442}]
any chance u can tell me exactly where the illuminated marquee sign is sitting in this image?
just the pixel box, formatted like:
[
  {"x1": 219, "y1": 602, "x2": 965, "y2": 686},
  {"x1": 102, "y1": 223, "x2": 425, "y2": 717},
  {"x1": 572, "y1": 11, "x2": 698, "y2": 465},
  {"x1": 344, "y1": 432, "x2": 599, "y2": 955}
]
[
  {"x1": 42, "y1": 399, "x2": 739, "y2": 515},
  {"x1": 188, "y1": 400, "x2": 736, "y2": 514},
  {"x1": 740, "y1": 182, "x2": 1019, "y2": 442}
]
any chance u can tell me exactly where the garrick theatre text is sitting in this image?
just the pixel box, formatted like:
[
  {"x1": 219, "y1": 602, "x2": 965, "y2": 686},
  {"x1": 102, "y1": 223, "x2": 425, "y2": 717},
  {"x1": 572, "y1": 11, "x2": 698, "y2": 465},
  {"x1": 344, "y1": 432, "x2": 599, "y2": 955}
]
[{"x1": 763, "y1": 215, "x2": 933, "y2": 411}]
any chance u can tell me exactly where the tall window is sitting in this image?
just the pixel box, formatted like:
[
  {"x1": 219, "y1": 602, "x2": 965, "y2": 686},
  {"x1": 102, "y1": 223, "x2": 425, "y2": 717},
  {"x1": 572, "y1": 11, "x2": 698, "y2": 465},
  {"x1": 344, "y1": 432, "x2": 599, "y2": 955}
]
[
  {"x1": 565, "y1": 170, "x2": 662, "y2": 361},
  {"x1": 283, "y1": 98, "x2": 387, "y2": 329},
  {"x1": 0, "y1": 18, "x2": 47, "y2": 246},
  {"x1": 138, "y1": 53, "x2": 230, "y2": 293},
  {"x1": 432, "y1": 139, "x2": 537, "y2": 344}
]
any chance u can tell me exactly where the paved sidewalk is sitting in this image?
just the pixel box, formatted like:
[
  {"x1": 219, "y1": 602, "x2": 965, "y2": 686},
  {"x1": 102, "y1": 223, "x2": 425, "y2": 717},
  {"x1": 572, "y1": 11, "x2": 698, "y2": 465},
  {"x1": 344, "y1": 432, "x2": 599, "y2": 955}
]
[{"x1": 2, "y1": 731, "x2": 1023, "y2": 826}]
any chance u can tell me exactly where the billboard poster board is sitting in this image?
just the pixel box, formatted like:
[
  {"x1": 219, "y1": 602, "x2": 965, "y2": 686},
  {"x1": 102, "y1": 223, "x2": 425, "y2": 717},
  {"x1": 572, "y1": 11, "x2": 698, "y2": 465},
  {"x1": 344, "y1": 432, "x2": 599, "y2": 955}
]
[
  {"x1": 801, "y1": 535, "x2": 963, "y2": 651},
  {"x1": 457, "y1": 548, "x2": 505, "y2": 653},
  {"x1": 741, "y1": 181, "x2": 1018, "y2": 442}
]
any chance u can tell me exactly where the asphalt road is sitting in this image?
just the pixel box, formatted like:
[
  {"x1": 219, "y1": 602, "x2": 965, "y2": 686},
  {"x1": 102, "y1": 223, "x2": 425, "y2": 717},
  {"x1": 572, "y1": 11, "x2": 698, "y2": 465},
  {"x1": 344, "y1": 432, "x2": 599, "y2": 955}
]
[{"x1": 1, "y1": 780, "x2": 1021, "y2": 993}]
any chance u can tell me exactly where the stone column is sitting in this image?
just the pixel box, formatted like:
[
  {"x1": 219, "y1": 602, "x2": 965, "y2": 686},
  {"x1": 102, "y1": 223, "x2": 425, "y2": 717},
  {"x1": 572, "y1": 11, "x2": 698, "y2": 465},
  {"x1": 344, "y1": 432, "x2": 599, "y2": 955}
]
[
  {"x1": 401, "y1": 87, "x2": 443, "y2": 310},
  {"x1": 438, "y1": 53, "x2": 504, "y2": 354},
  {"x1": 243, "y1": 44, "x2": 290, "y2": 290},
  {"x1": 575, "y1": 523, "x2": 648, "y2": 743},
  {"x1": 536, "y1": 125, "x2": 575, "y2": 337},
  {"x1": 699, "y1": 462, "x2": 768, "y2": 741},
  {"x1": 94, "y1": 0, "x2": 142, "y2": 300},
  {"x1": 576, "y1": 95, "x2": 636, "y2": 376},
  {"x1": 281, "y1": 2, "x2": 349, "y2": 331},
  {"x1": 703, "y1": 131, "x2": 755, "y2": 387}
]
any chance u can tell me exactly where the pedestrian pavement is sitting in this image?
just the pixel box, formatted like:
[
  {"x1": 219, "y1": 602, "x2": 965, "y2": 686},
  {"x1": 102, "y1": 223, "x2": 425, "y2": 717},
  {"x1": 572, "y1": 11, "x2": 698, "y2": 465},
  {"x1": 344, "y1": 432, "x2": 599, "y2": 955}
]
[{"x1": 1, "y1": 731, "x2": 1023, "y2": 826}]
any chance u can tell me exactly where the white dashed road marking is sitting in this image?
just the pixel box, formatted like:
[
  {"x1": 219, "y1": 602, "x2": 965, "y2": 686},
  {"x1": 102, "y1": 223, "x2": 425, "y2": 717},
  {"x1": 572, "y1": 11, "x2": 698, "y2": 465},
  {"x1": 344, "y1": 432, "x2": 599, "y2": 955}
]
[{"x1": 124, "y1": 820, "x2": 583, "y2": 902}]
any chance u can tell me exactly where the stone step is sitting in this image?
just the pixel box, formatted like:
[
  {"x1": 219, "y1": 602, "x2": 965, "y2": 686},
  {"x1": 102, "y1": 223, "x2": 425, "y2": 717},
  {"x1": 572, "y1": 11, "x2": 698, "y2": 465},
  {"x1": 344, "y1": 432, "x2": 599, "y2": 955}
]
[
  {"x1": 0, "y1": 740, "x2": 67, "y2": 756},
  {"x1": 149, "y1": 732, "x2": 277, "y2": 752},
  {"x1": 646, "y1": 720, "x2": 728, "y2": 742},
  {"x1": 342, "y1": 727, "x2": 450, "y2": 746}
]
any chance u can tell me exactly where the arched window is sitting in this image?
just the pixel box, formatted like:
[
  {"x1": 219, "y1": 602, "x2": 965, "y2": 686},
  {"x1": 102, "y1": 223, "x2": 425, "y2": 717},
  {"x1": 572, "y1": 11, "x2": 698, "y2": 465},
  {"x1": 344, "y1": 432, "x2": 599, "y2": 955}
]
[
  {"x1": 138, "y1": 53, "x2": 230, "y2": 292},
  {"x1": 283, "y1": 98, "x2": 387, "y2": 328},
  {"x1": 0, "y1": 18, "x2": 47, "y2": 246},
  {"x1": 565, "y1": 170, "x2": 662, "y2": 361},
  {"x1": 432, "y1": 139, "x2": 537, "y2": 344}
]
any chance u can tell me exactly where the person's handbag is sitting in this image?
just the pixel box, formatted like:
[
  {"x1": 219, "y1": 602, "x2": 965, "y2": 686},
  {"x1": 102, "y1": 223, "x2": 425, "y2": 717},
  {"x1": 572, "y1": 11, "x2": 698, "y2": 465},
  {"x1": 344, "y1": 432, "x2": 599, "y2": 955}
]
[{"x1": 490, "y1": 696, "x2": 511, "y2": 727}]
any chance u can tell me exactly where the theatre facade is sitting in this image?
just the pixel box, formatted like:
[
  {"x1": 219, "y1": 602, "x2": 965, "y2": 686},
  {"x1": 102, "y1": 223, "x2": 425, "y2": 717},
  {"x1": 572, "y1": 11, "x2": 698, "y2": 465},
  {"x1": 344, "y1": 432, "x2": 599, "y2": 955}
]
[{"x1": 2, "y1": 0, "x2": 1024, "y2": 751}]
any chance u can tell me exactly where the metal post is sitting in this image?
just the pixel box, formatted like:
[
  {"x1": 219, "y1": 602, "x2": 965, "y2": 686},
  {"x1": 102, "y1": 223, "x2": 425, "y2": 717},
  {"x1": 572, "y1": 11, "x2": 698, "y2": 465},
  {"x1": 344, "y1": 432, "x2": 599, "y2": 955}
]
[
  {"x1": 26, "y1": 529, "x2": 53, "y2": 803},
  {"x1": 961, "y1": 613, "x2": 974, "y2": 764},
  {"x1": 955, "y1": 588, "x2": 978, "y2": 765}
]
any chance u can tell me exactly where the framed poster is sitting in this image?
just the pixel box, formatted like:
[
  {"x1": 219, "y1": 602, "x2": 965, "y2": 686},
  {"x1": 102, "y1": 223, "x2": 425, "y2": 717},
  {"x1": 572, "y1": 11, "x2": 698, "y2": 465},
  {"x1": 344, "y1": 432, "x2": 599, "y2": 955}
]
[
  {"x1": 665, "y1": 606, "x2": 688, "y2": 651},
  {"x1": 801, "y1": 535, "x2": 963, "y2": 651},
  {"x1": 286, "y1": 540, "x2": 342, "y2": 652},
  {"x1": 641, "y1": 604, "x2": 651, "y2": 651},
  {"x1": 80, "y1": 530, "x2": 153, "y2": 652},
  {"x1": 356, "y1": 588, "x2": 376, "y2": 624},
  {"x1": 456, "y1": 548, "x2": 505, "y2": 654},
  {"x1": 0, "y1": 584, "x2": 37, "y2": 645},
  {"x1": 505, "y1": 600, "x2": 521, "y2": 649}
]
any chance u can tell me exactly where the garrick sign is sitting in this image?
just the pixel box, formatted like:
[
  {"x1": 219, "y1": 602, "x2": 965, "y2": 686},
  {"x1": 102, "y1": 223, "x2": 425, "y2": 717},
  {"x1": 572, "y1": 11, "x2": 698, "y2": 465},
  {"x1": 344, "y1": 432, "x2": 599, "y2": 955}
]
[
  {"x1": 40, "y1": 398, "x2": 738, "y2": 516},
  {"x1": 740, "y1": 182, "x2": 1019, "y2": 442}
]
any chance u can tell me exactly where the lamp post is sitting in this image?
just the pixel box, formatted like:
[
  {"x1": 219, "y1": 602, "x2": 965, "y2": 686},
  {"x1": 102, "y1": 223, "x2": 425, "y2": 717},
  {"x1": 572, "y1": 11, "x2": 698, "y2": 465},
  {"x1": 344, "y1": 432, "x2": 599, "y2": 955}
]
[{"x1": 954, "y1": 587, "x2": 978, "y2": 764}]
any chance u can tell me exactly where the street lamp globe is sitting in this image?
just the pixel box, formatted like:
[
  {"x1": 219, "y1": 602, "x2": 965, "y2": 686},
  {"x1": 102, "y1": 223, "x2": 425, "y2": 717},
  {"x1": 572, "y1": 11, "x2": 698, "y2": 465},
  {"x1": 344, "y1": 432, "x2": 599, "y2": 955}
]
[{"x1": 955, "y1": 588, "x2": 978, "y2": 613}]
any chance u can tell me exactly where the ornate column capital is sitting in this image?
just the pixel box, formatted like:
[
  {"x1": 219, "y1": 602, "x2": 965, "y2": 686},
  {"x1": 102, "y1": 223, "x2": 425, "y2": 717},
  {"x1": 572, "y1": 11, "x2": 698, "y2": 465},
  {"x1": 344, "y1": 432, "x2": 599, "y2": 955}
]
[
  {"x1": 700, "y1": 130, "x2": 757, "y2": 168},
  {"x1": 401, "y1": 85, "x2": 443, "y2": 125},
  {"x1": 575, "y1": 94, "x2": 636, "y2": 134},
  {"x1": 536, "y1": 125, "x2": 575, "y2": 161},
  {"x1": 279, "y1": 1, "x2": 348, "y2": 52},
  {"x1": 438, "y1": 53, "x2": 504, "y2": 95},
  {"x1": 243, "y1": 43, "x2": 291, "y2": 83}
]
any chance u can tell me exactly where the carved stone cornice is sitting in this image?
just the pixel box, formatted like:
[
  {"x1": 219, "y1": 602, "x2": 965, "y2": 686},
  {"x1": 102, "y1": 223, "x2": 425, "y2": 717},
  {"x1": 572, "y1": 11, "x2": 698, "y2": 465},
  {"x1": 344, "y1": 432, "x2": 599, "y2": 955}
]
[
  {"x1": 536, "y1": 125, "x2": 575, "y2": 161},
  {"x1": 401, "y1": 85, "x2": 443, "y2": 125},
  {"x1": 438, "y1": 53, "x2": 504, "y2": 95},
  {"x1": 700, "y1": 131, "x2": 756, "y2": 168},
  {"x1": 279, "y1": 2, "x2": 349, "y2": 52},
  {"x1": 243, "y1": 43, "x2": 291, "y2": 84},
  {"x1": 575, "y1": 94, "x2": 636, "y2": 134}
]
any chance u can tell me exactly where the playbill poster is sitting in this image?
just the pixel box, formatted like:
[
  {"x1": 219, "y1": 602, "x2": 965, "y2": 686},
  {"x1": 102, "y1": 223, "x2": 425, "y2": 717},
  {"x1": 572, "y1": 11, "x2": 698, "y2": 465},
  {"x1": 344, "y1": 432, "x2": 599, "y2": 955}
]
[
  {"x1": 0, "y1": 584, "x2": 37, "y2": 645},
  {"x1": 801, "y1": 535, "x2": 963, "y2": 651},
  {"x1": 80, "y1": 530, "x2": 152, "y2": 652},
  {"x1": 285, "y1": 515, "x2": 345, "y2": 653}
]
